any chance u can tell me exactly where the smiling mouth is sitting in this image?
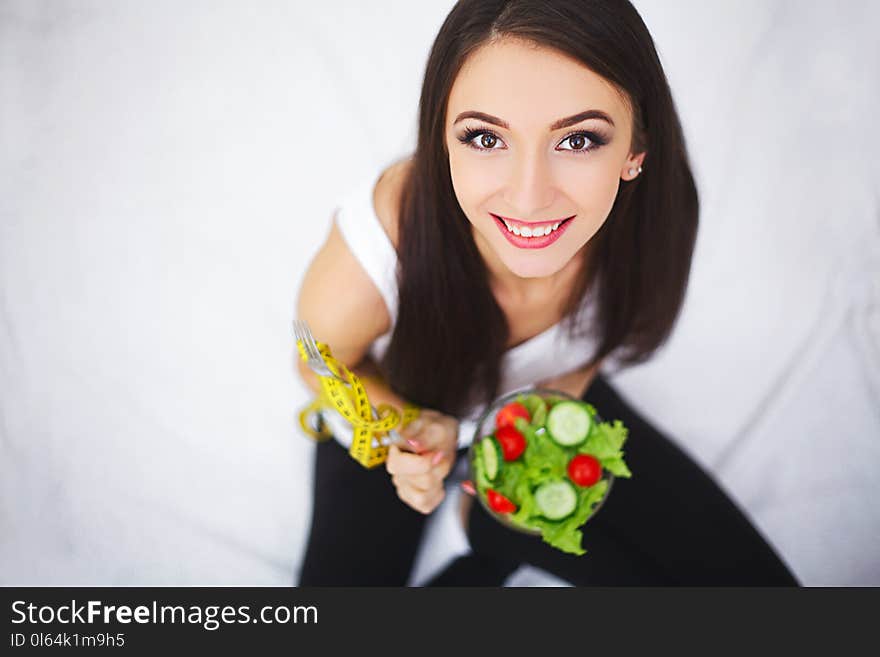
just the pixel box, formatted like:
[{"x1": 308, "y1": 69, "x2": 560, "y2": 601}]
[{"x1": 490, "y1": 213, "x2": 575, "y2": 238}]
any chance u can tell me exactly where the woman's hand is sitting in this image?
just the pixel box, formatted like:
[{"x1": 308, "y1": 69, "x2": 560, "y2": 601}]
[{"x1": 385, "y1": 409, "x2": 459, "y2": 514}]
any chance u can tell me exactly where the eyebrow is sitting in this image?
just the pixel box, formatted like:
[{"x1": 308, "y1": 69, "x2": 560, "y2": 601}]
[{"x1": 452, "y1": 109, "x2": 615, "y2": 130}]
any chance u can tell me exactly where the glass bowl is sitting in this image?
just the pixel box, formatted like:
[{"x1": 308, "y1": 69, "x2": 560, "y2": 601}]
[{"x1": 467, "y1": 387, "x2": 614, "y2": 536}]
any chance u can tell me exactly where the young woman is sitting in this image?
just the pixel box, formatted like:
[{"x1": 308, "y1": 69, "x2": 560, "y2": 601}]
[{"x1": 295, "y1": 0, "x2": 798, "y2": 585}]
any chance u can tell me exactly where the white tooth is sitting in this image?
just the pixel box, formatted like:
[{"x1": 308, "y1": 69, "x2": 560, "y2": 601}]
[
  {"x1": 552, "y1": 222, "x2": 560, "y2": 231},
  {"x1": 503, "y1": 219, "x2": 512, "y2": 231},
  {"x1": 542, "y1": 225, "x2": 552, "y2": 236},
  {"x1": 512, "y1": 225, "x2": 522, "y2": 236},
  {"x1": 521, "y1": 226, "x2": 533, "y2": 237}
]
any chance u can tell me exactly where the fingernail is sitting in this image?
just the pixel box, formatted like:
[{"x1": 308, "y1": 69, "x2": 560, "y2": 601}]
[
  {"x1": 406, "y1": 438, "x2": 422, "y2": 450},
  {"x1": 461, "y1": 480, "x2": 476, "y2": 496},
  {"x1": 431, "y1": 451, "x2": 444, "y2": 466}
]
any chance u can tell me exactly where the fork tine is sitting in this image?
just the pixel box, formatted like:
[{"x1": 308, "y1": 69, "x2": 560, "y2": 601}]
[
  {"x1": 294, "y1": 319, "x2": 312, "y2": 359},
  {"x1": 295, "y1": 319, "x2": 322, "y2": 363},
  {"x1": 294, "y1": 319, "x2": 308, "y2": 348},
  {"x1": 302, "y1": 325, "x2": 322, "y2": 362},
  {"x1": 302, "y1": 321, "x2": 320, "y2": 353},
  {"x1": 296, "y1": 318, "x2": 346, "y2": 383},
  {"x1": 293, "y1": 319, "x2": 305, "y2": 349}
]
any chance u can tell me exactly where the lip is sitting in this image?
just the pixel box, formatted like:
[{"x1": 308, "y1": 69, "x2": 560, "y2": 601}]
[{"x1": 490, "y1": 213, "x2": 575, "y2": 250}]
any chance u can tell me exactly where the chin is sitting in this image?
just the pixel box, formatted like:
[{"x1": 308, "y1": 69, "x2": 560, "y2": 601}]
[{"x1": 499, "y1": 251, "x2": 567, "y2": 279}]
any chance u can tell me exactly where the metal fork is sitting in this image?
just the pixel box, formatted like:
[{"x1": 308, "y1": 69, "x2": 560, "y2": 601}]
[
  {"x1": 294, "y1": 318, "x2": 339, "y2": 380},
  {"x1": 294, "y1": 319, "x2": 405, "y2": 448}
]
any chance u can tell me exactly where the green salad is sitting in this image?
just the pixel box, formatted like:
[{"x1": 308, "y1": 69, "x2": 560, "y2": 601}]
[{"x1": 470, "y1": 392, "x2": 632, "y2": 556}]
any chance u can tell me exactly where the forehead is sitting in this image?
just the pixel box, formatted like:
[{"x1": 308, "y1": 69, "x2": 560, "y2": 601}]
[{"x1": 447, "y1": 38, "x2": 630, "y2": 130}]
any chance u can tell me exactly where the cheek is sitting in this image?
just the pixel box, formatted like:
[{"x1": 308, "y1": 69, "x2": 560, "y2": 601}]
[
  {"x1": 449, "y1": 153, "x2": 493, "y2": 214},
  {"x1": 568, "y1": 171, "x2": 621, "y2": 241}
]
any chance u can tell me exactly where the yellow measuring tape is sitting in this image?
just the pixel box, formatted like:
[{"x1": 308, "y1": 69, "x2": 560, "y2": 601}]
[{"x1": 296, "y1": 339, "x2": 420, "y2": 469}]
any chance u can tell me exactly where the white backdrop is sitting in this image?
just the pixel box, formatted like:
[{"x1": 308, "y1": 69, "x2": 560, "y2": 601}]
[{"x1": 2, "y1": 0, "x2": 878, "y2": 586}]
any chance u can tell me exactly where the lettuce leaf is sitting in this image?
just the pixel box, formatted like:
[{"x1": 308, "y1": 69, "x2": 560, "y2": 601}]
[
  {"x1": 522, "y1": 425, "x2": 567, "y2": 477},
  {"x1": 600, "y1": 456, "x2": 632, "y2": 478},
  {"x1": 494, "y1": 461, "x2": 526, "y2": 500},
  {"x1": 580, "y1": 419, "x2": 626, "y2": 458},
  {"x1": 579, "y1": 419, "x2": 632, "y2": 478},
  {"x1": 516, "y1": 394, "x2": 548, "y2": 425},
  {"x1": 539, "y1": 480, "x2": 609, "y2": 555}
]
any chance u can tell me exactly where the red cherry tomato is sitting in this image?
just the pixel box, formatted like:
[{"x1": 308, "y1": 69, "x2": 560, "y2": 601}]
[
  {"x1": 567, "y1": 454, "x2": 602, "y2": 487},
  {"x1": 486, "y1": 489, "x2": 517, "y2": 514},
  {"x1": 495, "y1": 425, "x2": 526, "y2": 461},
  {"x1": 495, "y1": 402, "x2": 531, "y2": 430}
]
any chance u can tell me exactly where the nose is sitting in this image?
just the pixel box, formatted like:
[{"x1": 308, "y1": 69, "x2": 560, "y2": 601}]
[{"x1": 503, "y1": 151, "x2": 556, "y2": 219}]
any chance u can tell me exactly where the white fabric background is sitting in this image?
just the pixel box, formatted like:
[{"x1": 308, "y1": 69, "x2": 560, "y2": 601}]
[{"x1": 1, "y1": 0, "x2": 878, "y2": 586}]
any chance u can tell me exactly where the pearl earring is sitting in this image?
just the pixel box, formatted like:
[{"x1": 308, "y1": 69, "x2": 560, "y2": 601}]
[{"x1": 628, "y1": 165, "x2": 643, "y2": 178}]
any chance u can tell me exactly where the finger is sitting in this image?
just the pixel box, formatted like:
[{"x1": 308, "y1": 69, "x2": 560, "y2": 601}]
[
  {"x1": 386, "y1": 444, "x2": 434, "y2": 476},
  {"x1": 401, "y1": 437, "x2": 423, "y2": 453},
  {"x1": 399, "y1": 420, "x2": 440, "y2": 453},
  {"x1": 398, "y1": 419, "x2": 426, "y2": 453},
  {"x1": 390, "y1": 453, "x2": 454, "y2": 492},
  {"x1": 406, "y1": 418, "x2": 453, "y2": 451},
  {"x1": 391, "y1": 474, "x2": 441, "y2": 506},
  {"x1": 460, "y1": 480, "x2": 476, "y2": 496},
  {"x1": 400, "y1": 411, "x2": 440, "y2": 439},
  {"x1": 429, "y1": 450, "x2": 455, "y2": 479},
  {"x1": 418, "y1": 422, "x2": 452, "y2": 452},
  {"x1": 392, "y1": 470, "x2": 441, "y2": 493},
  {"x1": 400, "y1": 423, "x2": 431, "y2": 454},
  {"x1": 399, "y1": 483, "x2": 446, "y2": 515},
  {"x1": 399, "y1": 417, "x2": 425, "y2": 440}
]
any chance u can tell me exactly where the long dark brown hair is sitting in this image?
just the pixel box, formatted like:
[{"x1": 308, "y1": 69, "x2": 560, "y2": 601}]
[{"x1": 381, "y1": 0, "x2": 699, "y2": 417}]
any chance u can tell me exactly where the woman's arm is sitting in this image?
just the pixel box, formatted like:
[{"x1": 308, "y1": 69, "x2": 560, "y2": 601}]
[
  {"x1": 297, "y1": 214, "x2": 458, "y2": 515},
  {"x1": 296, "y1": 353, "x2": 409, "y2": 414},
  {"x1": 295, "y1": 215, "x2": 396, "y2": 391}
]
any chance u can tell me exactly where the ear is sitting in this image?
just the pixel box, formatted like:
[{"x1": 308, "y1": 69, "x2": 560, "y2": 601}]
[{"x1": 621, "y1": 152, "x2": 647, "y2": 181}]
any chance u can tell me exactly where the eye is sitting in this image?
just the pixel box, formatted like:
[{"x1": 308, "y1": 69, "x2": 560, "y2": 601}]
[
  {"x1": 557, "y1": 131, "x2": 606, "y2": 153},
  {"x1": 457, "y1": 126, "x2": 507, "y2": 152}
]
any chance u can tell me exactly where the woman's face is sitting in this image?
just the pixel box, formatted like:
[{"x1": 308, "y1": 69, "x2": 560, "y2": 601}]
[{"x1": 445, "y1": 38, "x2": 645, "y2": 279}]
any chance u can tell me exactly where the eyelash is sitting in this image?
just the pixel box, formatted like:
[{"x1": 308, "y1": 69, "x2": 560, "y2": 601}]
[{"x1": 456, "y1": 125, "x2": 609, "y2": 154}]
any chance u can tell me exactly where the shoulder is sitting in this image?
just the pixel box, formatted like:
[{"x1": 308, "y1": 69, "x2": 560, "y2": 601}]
[
  {"x1": 371, "y1": 156, "x2": 413, "y2": 250},
  {"x1": 296, "y1": 213, "x2": 392, "y2": 367}
]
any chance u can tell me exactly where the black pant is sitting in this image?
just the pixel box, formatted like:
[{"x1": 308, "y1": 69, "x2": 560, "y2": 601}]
[{"x1": 297, "y1": 375, "x2": 799, "y2": 586}]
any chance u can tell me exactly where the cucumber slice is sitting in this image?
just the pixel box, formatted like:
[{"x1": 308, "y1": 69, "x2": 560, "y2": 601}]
[
  {"x1": 480, "y1": 436, "x2": 502, "y2": 482},
  {"x1": 534, "y1": 480, "x2": 578, "y2": 520},
  {"x1": 546, "y1": 401, "x2": 592, "y2": 446}
]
